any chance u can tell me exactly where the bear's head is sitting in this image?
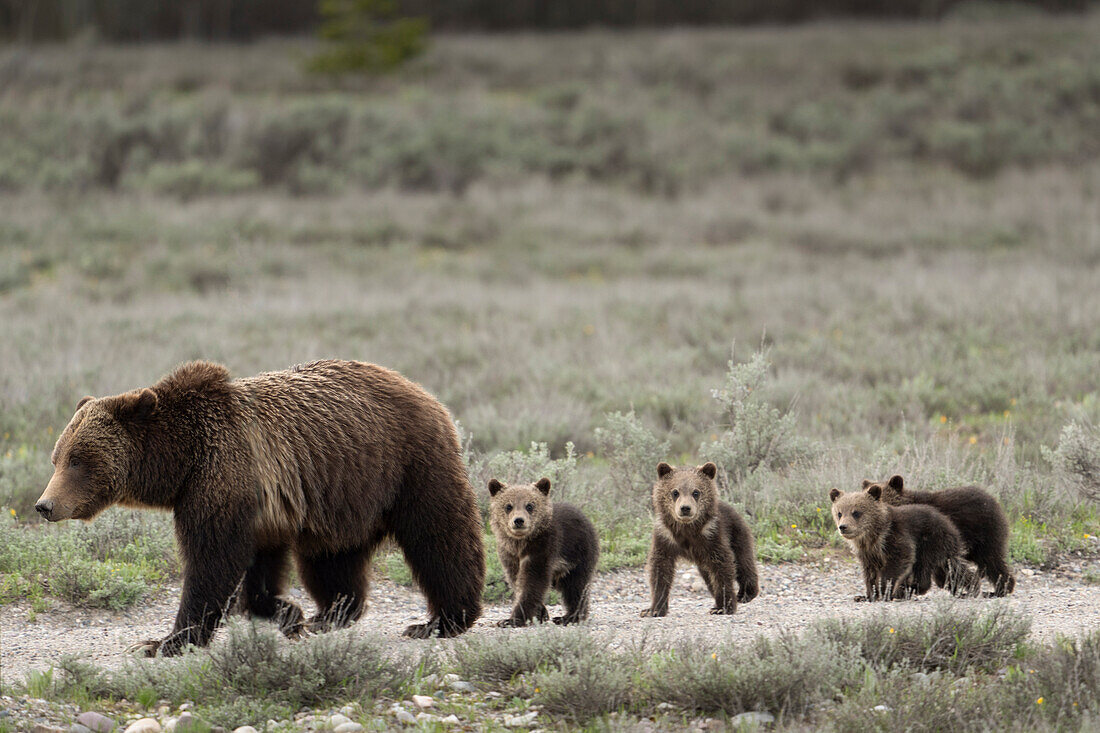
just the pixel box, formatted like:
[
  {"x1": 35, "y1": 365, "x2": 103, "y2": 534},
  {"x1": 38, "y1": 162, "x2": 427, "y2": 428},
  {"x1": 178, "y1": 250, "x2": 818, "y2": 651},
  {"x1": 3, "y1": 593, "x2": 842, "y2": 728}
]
[
  {"x1": 488, "y1": 478, "x2": 553, "y2": 541},
  {"x1": 829, "y1": 486, "x2": 888, "y2": 544},
  {"x1": 35, "y1": 389, "x2": 159, "y2": 522},
  {"x1": 653, "y1": 462, "x2": 718, "y2": 527},
  {"x1": 861, "y1": 475, "x2": 906, "y2": 505}
]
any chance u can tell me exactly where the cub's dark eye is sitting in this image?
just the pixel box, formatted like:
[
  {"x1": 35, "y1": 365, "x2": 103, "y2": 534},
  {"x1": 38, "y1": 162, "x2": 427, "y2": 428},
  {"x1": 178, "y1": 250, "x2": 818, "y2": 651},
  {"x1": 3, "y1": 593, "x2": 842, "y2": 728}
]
[
  {"x1": 525, "y1": 503, "x2": 534, "y2": 513},
  {"x1": 852, "y1": 511, "x2": 862, "y2": 519},
  {"x1": 836, "y1": 512, "x2": 843, "y2": 519},
  {"x1": 692, "y1": 490, "x2": 700, "y2": 499},
  {"x1": 671, "y1": 490, "x2": 679, "y2": 499},
  {"x1": 505, "y1": 504, "x2": 513, "y2": 513}
]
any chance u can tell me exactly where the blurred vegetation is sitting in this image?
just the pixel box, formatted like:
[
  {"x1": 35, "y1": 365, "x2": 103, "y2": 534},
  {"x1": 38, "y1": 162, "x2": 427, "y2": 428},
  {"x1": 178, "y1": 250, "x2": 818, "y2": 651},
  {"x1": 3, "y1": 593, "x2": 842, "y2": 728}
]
[
  {"x1": 306, "y1": 0, "x2": 428, "y2": 76},
  {"x1": 2, "y1": 16, "x2": 1100, "y2": 610}
]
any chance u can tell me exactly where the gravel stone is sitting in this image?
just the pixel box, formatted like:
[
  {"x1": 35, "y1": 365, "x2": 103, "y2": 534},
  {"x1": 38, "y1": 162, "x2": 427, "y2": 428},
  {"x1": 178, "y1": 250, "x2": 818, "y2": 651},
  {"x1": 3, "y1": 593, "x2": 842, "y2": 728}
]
[{"x1": 76, "y1": 713, "x2": 116, "y2": 732}]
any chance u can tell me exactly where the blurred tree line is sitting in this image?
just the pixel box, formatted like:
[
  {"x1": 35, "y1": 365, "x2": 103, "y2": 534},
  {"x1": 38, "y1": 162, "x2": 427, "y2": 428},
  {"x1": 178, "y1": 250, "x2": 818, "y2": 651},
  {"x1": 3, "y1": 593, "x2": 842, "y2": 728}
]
[{"x1": 0, "y1": 0, "x2": 1095, "y2": 40}]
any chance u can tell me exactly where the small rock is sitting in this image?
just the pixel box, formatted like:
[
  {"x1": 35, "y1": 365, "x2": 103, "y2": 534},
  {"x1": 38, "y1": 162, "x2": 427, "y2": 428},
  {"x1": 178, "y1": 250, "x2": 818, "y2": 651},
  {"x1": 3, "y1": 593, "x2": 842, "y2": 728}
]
[
  {"x1": 504, "y1": 712, "x2": 539, "y2": 728},
  {"x1": 333, "y1": 724, "x2": 363, "y2": 733},
  {"x1": 729, "y1": 711, "x2": 775, "y2": 726},
  {"x1": 656, "y1": 703, "x2": 675, "y2": 711},
  {"x1": 163, "y1": 720, "x2": 177, "y2": 733},
  {"x1": 872, "y1": 705, "x2": 890, "y2": 712},
  {"x1": 231, "y1": 728, "x2": 259, "y2": 733},
  {"x1": 440, "y1": 715, "x2": 459, "y2": 726},
  {"x1": 340, "y1": 705, "x2": 355, "y2": 717},
  {"x1": 415, "y1": 713, "x2": 438, "y2": 724},
  {"x1": 71, "y1": 725, "x2": 95, "y2": 733},
  {"x1": 76, "y1": 713, "x2": 117, "y2": 733},
  {"x1": 123, "y1": 720, "x2": 161, "y2": 733},
  {"x1": 411, "y1": 695, "x2": 433, "y2": 709},
  {"x1": 33, "y1": 726, "x2": 66, "y2": 733},
  {"x1": 449, "y1": 680, "x2": 475, "y2": 692},
  {"x1": 395, "y1": 710, "x2": 417, "y2": 725},
  {"x1": 328, "y1": 714, "x2": 352, "y2": 727}
]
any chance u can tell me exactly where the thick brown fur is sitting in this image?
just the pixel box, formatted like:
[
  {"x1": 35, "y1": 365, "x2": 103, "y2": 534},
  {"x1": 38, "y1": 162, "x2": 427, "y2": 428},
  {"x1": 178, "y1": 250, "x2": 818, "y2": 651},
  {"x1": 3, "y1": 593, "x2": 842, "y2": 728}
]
[
  {"x1": 36, "y1": 360, "x2": 486, "y2": 654},
  {"x1": 830, "y1": 486, "x2": 967, "y2": 601},
  {"x1": 866, "y1": 475, "x2": 1016, "y2": 596},
  {"x1": 488, "y1": 477, "x2": 599, "y2": 627},
  {"x1": 641, "y1": 462, "x2": 759, "y2": 617}
]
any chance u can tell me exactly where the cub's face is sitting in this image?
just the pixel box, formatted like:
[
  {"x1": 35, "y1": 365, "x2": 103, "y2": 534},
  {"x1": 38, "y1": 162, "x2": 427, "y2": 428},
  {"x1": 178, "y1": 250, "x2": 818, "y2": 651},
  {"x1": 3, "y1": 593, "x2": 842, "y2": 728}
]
[
  {"x1": 36, "y1": 389, "x2": 156, "y2": 522},
  {"x1": 862, "y1": 475, "x2": 906, "y2": 505},
  {"x1": 654, "y1": 462, "x2": 717, "y2": 525},
  {"x1": 829, "y1": 486, "x2": 883, "y2": 541},
  {"x1": 488, "y1": 478, "x2": 552, "y2": 540}
]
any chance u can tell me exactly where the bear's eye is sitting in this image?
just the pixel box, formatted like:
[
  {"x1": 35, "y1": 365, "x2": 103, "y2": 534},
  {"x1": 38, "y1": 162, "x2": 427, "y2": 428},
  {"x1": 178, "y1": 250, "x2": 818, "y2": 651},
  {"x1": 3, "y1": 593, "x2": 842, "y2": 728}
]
[
  {"x1": 671, "y1": 490, "x2": 679, "y2": 499},
  {"x1": 836, "y1": 511, "x2": 843, "y2": 518},
  {"x1": 692, "y1": 490, "x2": 700, "y2": 499},
  {"x1": 852, "y1": 511, "x2": 861, "y2": 519},
  {"x1": 525, "y1": 503, "x2": 534, "y2": 513},
  {"x1": 68, "y1": 456, "x2": 82, "y2": 470},
  {"x1": 505, "y1": 504, "x2": 513, "y2": 513}
]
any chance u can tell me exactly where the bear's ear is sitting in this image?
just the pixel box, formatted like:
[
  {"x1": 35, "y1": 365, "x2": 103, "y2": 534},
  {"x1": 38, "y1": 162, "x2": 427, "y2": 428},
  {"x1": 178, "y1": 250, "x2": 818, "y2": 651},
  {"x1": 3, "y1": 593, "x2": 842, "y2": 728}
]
[
  {"x1": 488, "y1": 479, "x2": 503, "y2": 497},
  {"x1": 117, "y1": 388, "x2": 158, "y2": 420},
  {"x1": 867, "y1": 485, "x2": 883, "y2": 501},
  {"x1": 657, "y1": 462, "x2": 673, "y2": 479},
  {"x1": 535, "y1": 477, "x2": 551, "y2": 496},
  {"x1": 699, "y1": 462, "x2": 717, "y2": 480},
  {"x1": 888, "y1": 475, "x2": 904, "y2": 492},
  {"x1": 829, "y1": 488, "x2": 841, "y2": 503},
  {"x1": 861, "y1": 479, "x2": 872, "y2": 489},
  {"x1": 77, "y1": 395, "x2": 95, "y2": 410}
]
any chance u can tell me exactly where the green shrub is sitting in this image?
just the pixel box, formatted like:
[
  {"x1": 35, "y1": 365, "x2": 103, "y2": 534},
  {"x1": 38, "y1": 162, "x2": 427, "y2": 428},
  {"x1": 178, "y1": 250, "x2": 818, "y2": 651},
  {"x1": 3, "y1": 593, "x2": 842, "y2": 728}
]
[
  {"x1": 141, "y1": 161, "x2": 259, "y2": 200},
  {"x1": 1043, "y1": 420, "x2": 1100, "y2": 503},
  {"x1": 594, "y1": 410, "x2": 670, "y2": 499},
  {"x1": 306, "y1": 0, "x2": 428, "y2": 76}
]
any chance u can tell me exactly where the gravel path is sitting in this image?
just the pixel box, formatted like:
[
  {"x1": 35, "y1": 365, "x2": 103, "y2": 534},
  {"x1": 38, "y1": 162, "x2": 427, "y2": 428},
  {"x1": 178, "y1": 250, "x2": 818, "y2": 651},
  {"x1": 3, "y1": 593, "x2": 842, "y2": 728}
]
[{"x1": 4, "y1": 556, "x2": 1100, "y2": 683}]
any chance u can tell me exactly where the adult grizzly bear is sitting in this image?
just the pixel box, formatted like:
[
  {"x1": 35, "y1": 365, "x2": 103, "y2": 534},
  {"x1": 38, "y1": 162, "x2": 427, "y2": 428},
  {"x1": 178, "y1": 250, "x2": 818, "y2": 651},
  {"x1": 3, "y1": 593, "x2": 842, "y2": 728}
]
[
  {"x1": 641, "y1": 462, "x2": 759, "y2": 617},
  {"x1": 866, "y1": 475, "x2": 1015, "y2": 597},
  {"x1": 35, "y1": 360, "x2": 486, "y2": 655}
]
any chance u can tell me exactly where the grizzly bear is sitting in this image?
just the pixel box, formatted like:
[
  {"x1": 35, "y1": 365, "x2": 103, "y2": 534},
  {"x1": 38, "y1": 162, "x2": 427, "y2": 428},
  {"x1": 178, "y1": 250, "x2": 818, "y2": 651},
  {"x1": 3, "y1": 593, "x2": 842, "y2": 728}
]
[
  {"x1": 830, "y1": 486, "x2": 967, "y2": 601},
  {"x1": 866, "y1": 475, "x2": 1015, "y2": 596},
  {"x1": 641, "y1": 462, "x2": 759, "y2": 617},
  {"x1": 488, "y1": 477, "x2": 598, "y2": 626},
  {"x1": 35, "y1": 360, "x2": 486, "y2": 655}
]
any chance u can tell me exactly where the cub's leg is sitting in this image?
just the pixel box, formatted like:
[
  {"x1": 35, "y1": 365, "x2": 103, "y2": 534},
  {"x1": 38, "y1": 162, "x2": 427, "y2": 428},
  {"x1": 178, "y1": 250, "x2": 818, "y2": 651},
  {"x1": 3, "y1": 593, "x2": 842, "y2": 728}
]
[{"x1": 641, "y1": 532, "x2": 679, "y2": 617}]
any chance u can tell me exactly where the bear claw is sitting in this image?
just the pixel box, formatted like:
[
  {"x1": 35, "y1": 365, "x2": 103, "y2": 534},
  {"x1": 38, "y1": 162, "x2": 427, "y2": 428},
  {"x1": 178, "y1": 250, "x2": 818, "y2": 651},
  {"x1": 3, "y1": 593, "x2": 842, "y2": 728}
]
[{"x1": 126, "y1": 639, "x2": 161, "y2": 657}]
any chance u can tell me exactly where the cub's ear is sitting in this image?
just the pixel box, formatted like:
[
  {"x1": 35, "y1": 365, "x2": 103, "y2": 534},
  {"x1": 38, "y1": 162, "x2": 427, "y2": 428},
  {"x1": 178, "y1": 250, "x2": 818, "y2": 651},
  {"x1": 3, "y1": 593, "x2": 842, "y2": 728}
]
[
  {"x1": 861, "y1": 479, "x2": 872, "y2": 489},
  {"x1": 535, "y1": 477, "x2": 551, "y2": 496},
  {"x1": 829, "y1": 488, "x2": 841, "y2": 503},
  {"x1": 867, "y1": 485, "x2": 883, "y2": 501},
  {"x1": 888, "y1": 475, "x2": 904, "y2": 492},
  {"x1": 699, "y1": 462, "x2": 717, "y2": 480},
  {"x1": 117, "y1": 388, "x2": 157, "y2": 420},
  {"x1": 657, "y1": 462, "x2": 673, "y2": 479},
  {"x1": 488, "y1": 479, "x2": 503, "y2": 497},
  {"x1": 77, "y1": 395, "x2": 95, "y2": 410}
]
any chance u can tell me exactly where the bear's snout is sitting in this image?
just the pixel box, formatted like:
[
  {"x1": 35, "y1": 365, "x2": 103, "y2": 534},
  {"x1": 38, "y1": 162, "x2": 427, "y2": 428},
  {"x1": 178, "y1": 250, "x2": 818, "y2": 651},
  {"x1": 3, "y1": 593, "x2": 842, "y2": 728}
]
[
  {"x1": 513, "y1": 516, "x2": 525, "y2": 528},
  {"x1": 35, "y1": 499, "x2": 54, "y2": 519},
  {"x1": 679, "y1": 505, "x2": 693, "y2": 517}
]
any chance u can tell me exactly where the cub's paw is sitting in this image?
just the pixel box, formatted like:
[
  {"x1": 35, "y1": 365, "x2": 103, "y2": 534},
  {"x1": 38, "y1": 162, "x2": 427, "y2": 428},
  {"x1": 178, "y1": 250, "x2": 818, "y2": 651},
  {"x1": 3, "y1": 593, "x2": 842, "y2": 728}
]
[
  {"x1": 402, "y1": 621, "x2": 438, "y2": 639},
  {"x1": 497, "y1": 617, "x2": 527, "y2": 628},
  {"x1": 553, "y1": 615, "x2": 583, "y2": 625},
  {"x1": 640, "y1": 607, "x2": 667, "y2": 618},
  {"x1": 709, "y1": 606, "x2": 737, "y2": 615},
  {"x1": 125, "y1": 639, "x2": 161, "y2": 657},
  {"x1": 853, "y1": 595, "x2": 870, "y2": 603},
  {"x1": 737, "y1": 584, "x2": 759, "y2": 603}
]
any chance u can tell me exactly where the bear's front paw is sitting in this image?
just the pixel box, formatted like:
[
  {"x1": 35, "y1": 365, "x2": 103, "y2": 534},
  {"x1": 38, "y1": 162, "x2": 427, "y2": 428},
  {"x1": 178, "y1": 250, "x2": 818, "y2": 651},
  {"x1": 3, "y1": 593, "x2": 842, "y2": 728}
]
[
  {"x1": 640, "y1": 607, "x2": 667, "y2": 618},
  {"x1": 497, "y1": 616, "x2": 527, "y2": 628},
  {"x1": 853, "y1": 595, "x2": 870, "y2": 603},
  {"x1": 402, "y1": 621, "x2": 438, "y2": 639},
  {"x1": 737, "y1": 584, "x2": 759, "y2": 603},
  {"x1": 709, "y1": 605, "x2": 737, "y2": 615},
  {"x1": 125, "y1": 639, "x2": 161, "y2": 657}
]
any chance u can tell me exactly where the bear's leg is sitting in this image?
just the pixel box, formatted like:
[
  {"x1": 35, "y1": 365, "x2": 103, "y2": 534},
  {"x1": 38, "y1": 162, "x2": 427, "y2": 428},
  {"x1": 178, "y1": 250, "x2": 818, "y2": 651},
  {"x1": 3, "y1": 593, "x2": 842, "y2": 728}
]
[
  {"x1": 240, "y1": 547, "x2": 304, "y2": 637},
  {"x1": 296, "y1": 547, "x2": 372, "y2": 633},
  {"x1": 390, "y1": 469, "x2": 485, "y2": 638},
  {"x1": 702, "y1": 552, "x2": 738, "y2": 615},
  {"x1": 640, "y1": 532, "x2": 678, "y2": 617},
  {"x1": 982, "y1": 556, "x2": 1016, "y2": 597},
  {"x1": 726, "y1": 520, "x2": 760, "y2": 603},
  {"x1": 553, "y1": 567, "x2": 592, "y2": 625}
]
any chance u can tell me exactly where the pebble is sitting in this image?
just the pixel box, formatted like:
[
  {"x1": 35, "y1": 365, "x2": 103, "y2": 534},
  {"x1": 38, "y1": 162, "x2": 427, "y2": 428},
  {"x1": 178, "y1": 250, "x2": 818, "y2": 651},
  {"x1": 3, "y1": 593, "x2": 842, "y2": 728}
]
[
  {"x1": 76, "y1": 713, "x2": 116, "y2": 732},
  {"x1": 333, "y1": 724, "x2": 363, "y2": 733},
  {"x1": 415, "y1": 713, "x2": 439, "y2": 724},
  {"x1": 71, "y1": 725, "x2": 95, "y2": 733},
  {"x1": 504, "y1": 712, "x2": 539, "y2": 727},
  {"x1": 174, "y1": 713, "x2": 201, "y2": 732},
  {"x1": 33, "y1": 726, "x2": 66, "y2": 733},
  {"x1": 872, "y1": 705, "x2": 890, "y2": 712},
  {"x1": 328, "y1": 714, "x2": 352, "y2": 727},
  {"x1": 123, "y1": 721, "x2": 161, "y2": 733},
  {"x1": 440, "y1": 715, "x2": 460, "y2": 725},
  {"x1": 730, "y1": 711, "x2": 775, "y2": 726},
  {"x1": 411, "y1": 695, "x2": 433, "y2": 709},
  {"x1": 231, "y1": 728, "x2": 259, "y2": 733}
]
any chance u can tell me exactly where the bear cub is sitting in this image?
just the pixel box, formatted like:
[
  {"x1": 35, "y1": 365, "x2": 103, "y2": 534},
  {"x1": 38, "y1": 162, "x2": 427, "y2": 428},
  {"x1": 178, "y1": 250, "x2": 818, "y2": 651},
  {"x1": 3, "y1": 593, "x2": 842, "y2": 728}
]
[
  {"x1": 488, "y1": 478, "x2": 599, "y2": 626},
  {"x1": 641, "y1": 462, "x2": 759, "y2": 617},
  {"x1": 867, "y1": 475, "x2": 1015, "y2": 597},
  {"x1": 830, "y1": 485, "x2": 966, "y2": 601}
]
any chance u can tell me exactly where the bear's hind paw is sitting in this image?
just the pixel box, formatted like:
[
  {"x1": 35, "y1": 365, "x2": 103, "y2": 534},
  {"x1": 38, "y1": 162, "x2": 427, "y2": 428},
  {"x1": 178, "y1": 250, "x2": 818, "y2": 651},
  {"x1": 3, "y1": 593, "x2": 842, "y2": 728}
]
[{"x1": 126, "y1": 639, "x2": 161, "y2": 657}]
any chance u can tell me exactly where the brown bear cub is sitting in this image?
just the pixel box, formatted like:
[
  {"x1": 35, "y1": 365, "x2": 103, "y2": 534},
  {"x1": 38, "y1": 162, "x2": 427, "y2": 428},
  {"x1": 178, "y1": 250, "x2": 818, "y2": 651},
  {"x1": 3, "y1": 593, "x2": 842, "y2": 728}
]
[
  {"x1": 641, "y1": 462, "x2": 759, "y2": 617},
  {"x1": 36, "y1": 360, "x2": 486, "y2": 655},
  {"x1": 830, "y1": 486, "x2": 967, "y2": 601},
  {"x1": 488, "y1": 477, "x2": 599, "y2": 626},
  {"x1": 867, "y1": 475, "x2": 1016, "y2": 597}
]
